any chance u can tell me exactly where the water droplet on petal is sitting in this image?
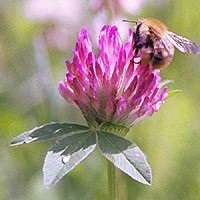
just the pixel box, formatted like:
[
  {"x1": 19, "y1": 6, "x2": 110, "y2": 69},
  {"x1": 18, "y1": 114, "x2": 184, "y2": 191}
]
[{"x1": 62, "y1": 155, "x2": 70, "y2": 164}]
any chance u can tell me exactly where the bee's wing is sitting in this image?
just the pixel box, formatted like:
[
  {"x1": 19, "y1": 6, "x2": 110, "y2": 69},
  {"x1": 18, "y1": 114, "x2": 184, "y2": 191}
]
[{"x1": 167, "y1": 31, "x2": 200, "y2": 54}]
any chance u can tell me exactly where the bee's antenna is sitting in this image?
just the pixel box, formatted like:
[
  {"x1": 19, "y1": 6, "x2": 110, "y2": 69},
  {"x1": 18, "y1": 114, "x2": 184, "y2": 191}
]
[{"x1": 123, "y1": 19, "x2": 137, "y2": 24}]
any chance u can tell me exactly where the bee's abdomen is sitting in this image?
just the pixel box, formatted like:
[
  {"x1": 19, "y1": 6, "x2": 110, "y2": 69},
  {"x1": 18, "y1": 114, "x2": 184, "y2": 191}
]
[{"x1": 151, "y1": 50, "x2": 173, "y2": 69}]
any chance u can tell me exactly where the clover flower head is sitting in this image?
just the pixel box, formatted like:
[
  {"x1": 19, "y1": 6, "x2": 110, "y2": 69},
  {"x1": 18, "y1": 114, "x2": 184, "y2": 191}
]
[
  {"x1": 59, "y1": 25, "x2": 168, "y2": 131},
  {"x1": 11, "y1": 24, "x2": 168, "y2": 187}
]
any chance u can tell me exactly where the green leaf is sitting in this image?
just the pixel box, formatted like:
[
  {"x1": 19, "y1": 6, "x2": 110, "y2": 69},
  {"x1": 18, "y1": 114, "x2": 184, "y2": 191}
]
[
  {"x1": 97, "y1": 131, "x2": 152, "y2": 185},
  {"x1": 167, "y1": 89, "x2": 181, "y2": 99},
  {"x1": 43, "y1": 131, "x2": 96, "y2": 186},
  {"x1": 10, "y1": 122, "x2": 90, "y2": 146}
]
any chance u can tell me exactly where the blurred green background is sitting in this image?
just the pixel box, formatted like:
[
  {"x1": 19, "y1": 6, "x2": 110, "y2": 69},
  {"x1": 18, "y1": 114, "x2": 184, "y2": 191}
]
[{"x1": 1, "y1": 0, "x2": 200, "y2": 199}]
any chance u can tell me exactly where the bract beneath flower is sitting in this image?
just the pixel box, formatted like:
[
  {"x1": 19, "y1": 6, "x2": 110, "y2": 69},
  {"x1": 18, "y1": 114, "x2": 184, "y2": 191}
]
[{"x1": 59, "y1": 25, "x2": 168, "y2": 130}]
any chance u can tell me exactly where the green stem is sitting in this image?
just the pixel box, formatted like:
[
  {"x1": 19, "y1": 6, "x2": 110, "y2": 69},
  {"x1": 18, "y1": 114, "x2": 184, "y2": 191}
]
[{"x1": 107, "y1": 161, "x2": 117, "y2": 200}]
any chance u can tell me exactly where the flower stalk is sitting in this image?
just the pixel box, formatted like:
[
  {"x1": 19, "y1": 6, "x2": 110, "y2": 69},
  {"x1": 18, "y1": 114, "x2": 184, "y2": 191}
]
[{"x1": 107, "y1": 160, "x2": 117, "y2": 200}]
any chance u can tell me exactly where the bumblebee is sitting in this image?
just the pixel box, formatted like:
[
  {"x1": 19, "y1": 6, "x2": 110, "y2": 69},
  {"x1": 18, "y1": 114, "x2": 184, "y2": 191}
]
[{"x1": 124, "y1": 18, "x2": 200, "y2": 69}]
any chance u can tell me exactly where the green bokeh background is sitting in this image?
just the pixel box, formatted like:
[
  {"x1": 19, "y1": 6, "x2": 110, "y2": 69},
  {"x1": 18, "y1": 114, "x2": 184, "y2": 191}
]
[{"x1": 1, "y1": 1, "x2": 200, "y2": 199}]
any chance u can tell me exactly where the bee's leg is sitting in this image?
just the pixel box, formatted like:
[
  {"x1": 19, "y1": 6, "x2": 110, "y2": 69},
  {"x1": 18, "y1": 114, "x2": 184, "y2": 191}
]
[
  {"x1": 134, "y1": 48, "x2": 139, "y2": 56},
  {"x1": 131, "y1": 51, "x2": 141, "y2": 64},
  {"x1": 130, "y1": 58, "x2": 141, "y2": 65},
  {"x1": 132, "y1": 59, "x2": 141, "y2": 64},
  {"x1": 133, "y1": 43, "x2": 144, "y2": 53},
  {"x1": 132, "y1": 43, "x2": 145, "y2": 64}
]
